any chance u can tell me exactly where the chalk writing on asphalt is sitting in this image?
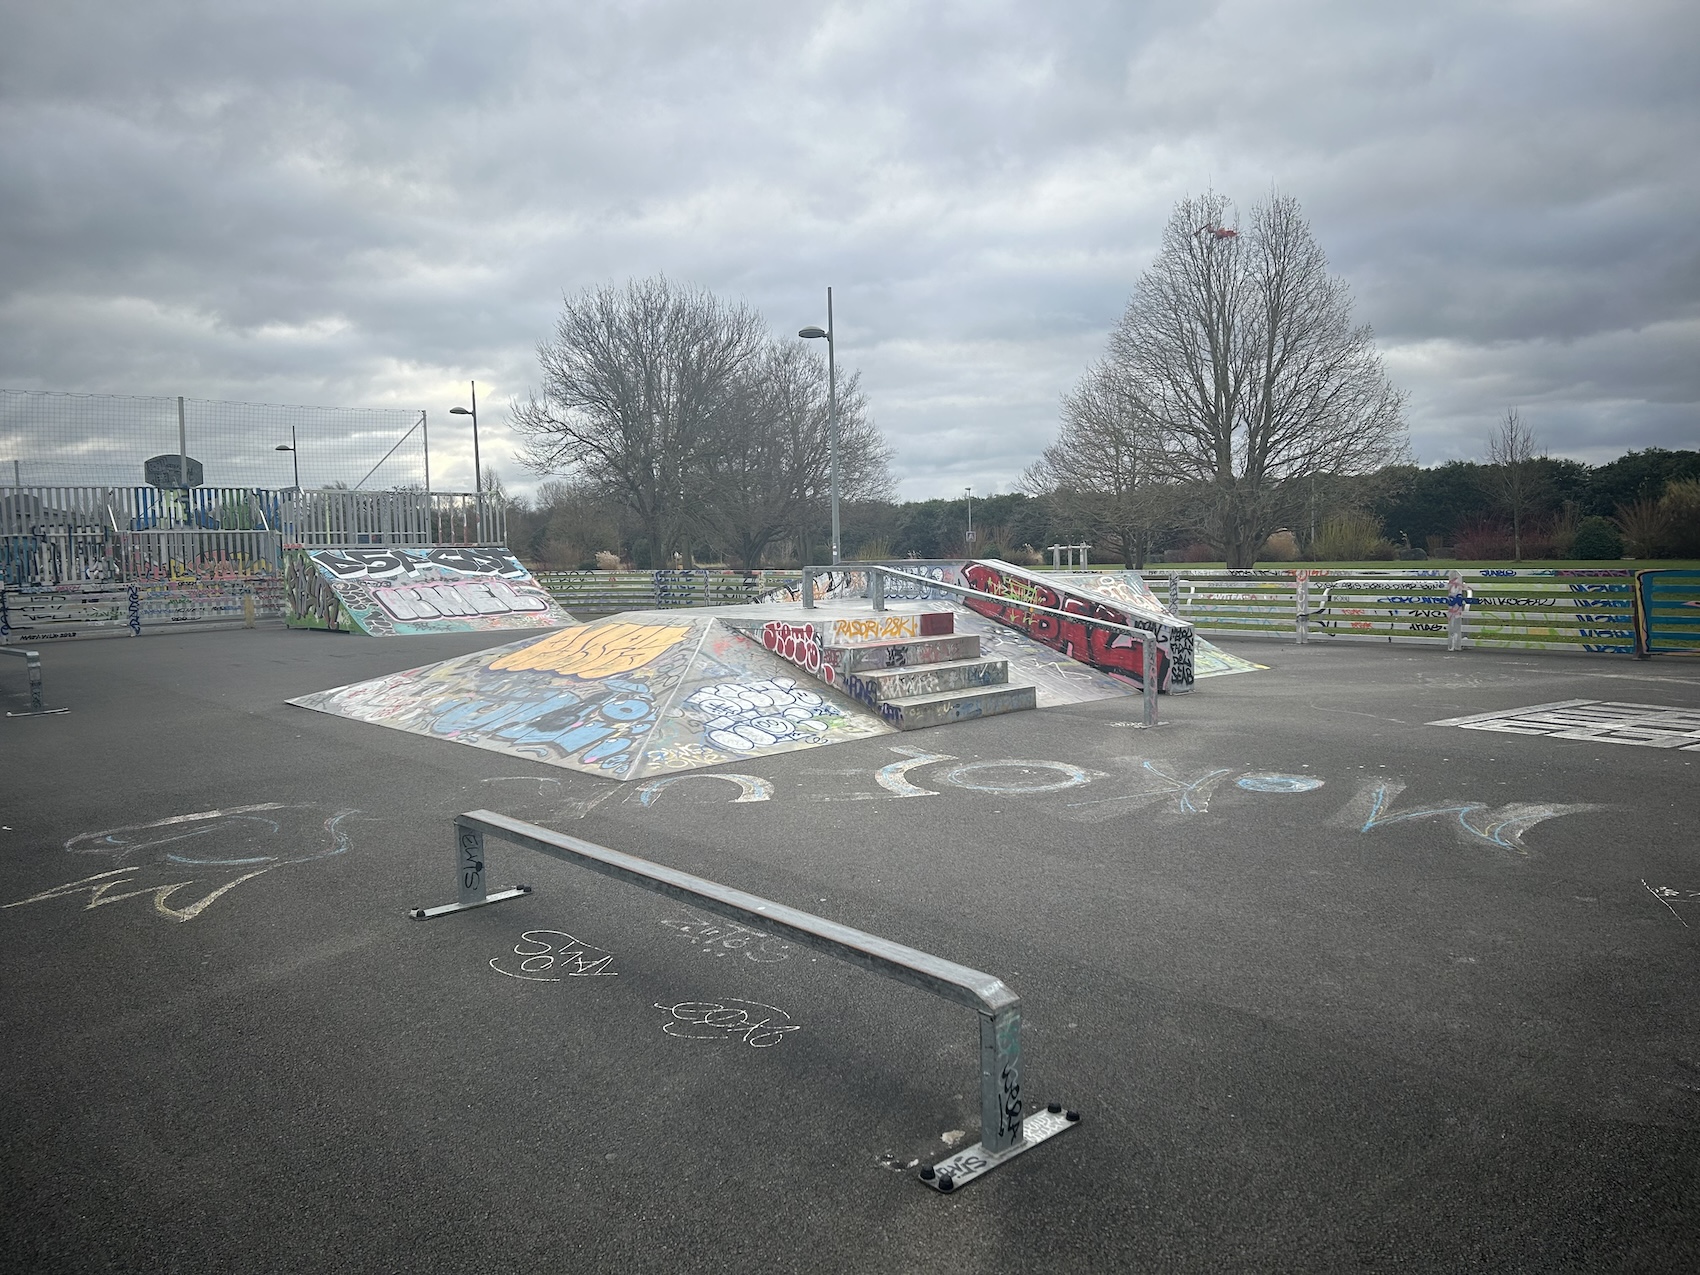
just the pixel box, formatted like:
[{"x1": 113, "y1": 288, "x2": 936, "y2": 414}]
[
  {"x1": 660, "y1": 909, "x2": 793, "y2": 962},
  {"x1": 490, "y1": 929, "x2": 619, "y2": 980},
  {"x1": 653, "y1": 998, "x2": 801, "y2": 1048},
  {"x1": 3, "y1": 805, "x2": 356, "y2": 924}
]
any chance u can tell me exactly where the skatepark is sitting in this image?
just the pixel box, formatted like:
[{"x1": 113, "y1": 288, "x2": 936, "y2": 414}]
[{"x1": 3, "y1": 560, "x2": 1698, "y2": 1272}]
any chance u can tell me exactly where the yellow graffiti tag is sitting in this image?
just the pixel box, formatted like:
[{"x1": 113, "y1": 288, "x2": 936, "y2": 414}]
[
  {"x1": 827, "y1": 615, "x2": 918, "y2": 643},
  {"x1": 491, "y1": 621, "x2": 692, "y2": 678}
]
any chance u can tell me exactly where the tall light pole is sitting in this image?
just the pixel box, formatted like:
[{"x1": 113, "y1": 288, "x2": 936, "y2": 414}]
[
  {"x1": 965, "y1": 485, "x2": 974, "y2": 549},
  {"x1": 798, "y1": 288, "x2": 839, "y2": 565},
  {"x1": 273, "y1": 426, "x2": 300, "y2": 491},
  {"x1": 449, "y1": 381, "x2": 482, "y2": 538}
]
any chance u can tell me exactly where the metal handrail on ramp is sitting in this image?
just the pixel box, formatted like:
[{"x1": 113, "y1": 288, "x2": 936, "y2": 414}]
[
  {"x1": 411, "y1": 809, "x2": 1078, "y2": 1190},
  {"x1": 802, "y1": 562, "x2": 1165, "y2": 726}
]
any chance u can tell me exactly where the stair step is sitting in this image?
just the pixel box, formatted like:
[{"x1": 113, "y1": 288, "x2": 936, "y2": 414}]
[
  {"x1": 840, "y1": 656, "x2": 1007, "y2": 702},
  {"x1": 876, "y1": 683, "x2": 1038, "y2": 731},
  {"x1": 822, "y1": 633, "x2": 981, "y2": 674}
]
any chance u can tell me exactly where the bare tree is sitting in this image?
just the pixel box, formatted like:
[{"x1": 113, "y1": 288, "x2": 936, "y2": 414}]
[
  {"x1": 1104, "y1": 192, "x2": 1408, "y2": 567},
  {"x1": 690, "y1": 342, "x2": 892, "y2": 570},
  {"x1": 511, "y1": 276, "x2": 768, "y2": 568},
  {"x1": 1023, "y1": 358, "x2": 1176, "y2": 567},
  {"x1": 1486, "y1": 407, "x2": 1541, "y2": 560}
]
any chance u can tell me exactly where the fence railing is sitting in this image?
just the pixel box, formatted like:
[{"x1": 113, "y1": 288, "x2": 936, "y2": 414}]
[
  {"x1": 279, "y1": 489, "x2": 502, "y2": 548},
  {"x1": 2, "y1": 579, "x2": 285, "y2": 643},
  {"x1": 535, "y1": 569, "x2": 799, "y2": 617},
  {"x1": 1156, "y1": 567, "x2": 1638, "y2": 654},
  {"x1": 846, "y1": 563, "x2": 1163, "y2": 725},
  {"x1": 1, "y1": 485, "x2": 496, "y2": 586}
]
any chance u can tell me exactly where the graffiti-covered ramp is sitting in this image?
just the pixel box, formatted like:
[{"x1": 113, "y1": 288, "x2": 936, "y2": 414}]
[
  {"x1": 283, "y1": 545, "x2": 576, "y2": 635},
  {"x1": 288, "y1": 612, "x2": 895, "y2": 780}
]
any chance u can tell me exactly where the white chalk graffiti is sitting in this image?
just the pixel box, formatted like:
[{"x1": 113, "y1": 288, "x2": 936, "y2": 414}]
[
  {"x1": 5, "y1": 805, "x2": 356, "y2": 924},
  {"x1": 660, "y1": 909, "x2": 793, "y2": 962},
  {"x1": 490, "y1": 929, "x2": 619, "y2": 980},
  {"x1": 653, "y1": 998, "x2": 801, "y2": 1048},
  {"x1": 941, "y1": 760, "x2": 1091, "y2": 795},
  {"x1": 637, "y1": 773, "x2": 774, "y2": 806}
]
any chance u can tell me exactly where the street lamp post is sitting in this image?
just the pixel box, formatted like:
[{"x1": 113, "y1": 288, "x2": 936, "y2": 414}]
[
  {"x1": 798, "y1": 288, "x2": 840, "y2": 565},
  {"x1": 965, "y1": 486, "x2": 974, "y2": 549},
  {"x1": 273, "y1": 426, "x2": 300, "y2": 491},
  {"x1": 449, "y1": 381, "x2": 482, "y2": 540}
]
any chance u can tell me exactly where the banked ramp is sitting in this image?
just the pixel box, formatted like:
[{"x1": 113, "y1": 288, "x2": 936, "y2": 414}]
[{"x1": 283, "y1": 546, "x2": 575, "y2": 635}]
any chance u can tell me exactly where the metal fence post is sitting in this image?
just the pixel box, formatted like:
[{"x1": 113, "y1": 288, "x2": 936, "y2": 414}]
[
  {"x1": 1295, "y1": 572, "x2": 1309, "y2": 645},
  {"x1": 980, "y1": 1006, "x2": 1023, "y2": 1154},
  {"x1": 1447, "y1": 570, "x2": 1466, "y2": 652},
  {"x1": 1168, "y1": 573, "x2": 1180, "y2": 615}
]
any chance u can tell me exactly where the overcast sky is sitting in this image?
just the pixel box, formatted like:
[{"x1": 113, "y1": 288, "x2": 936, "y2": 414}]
[{"x1": 2, "y1": 0, "x2": 1695, "y2": 499}]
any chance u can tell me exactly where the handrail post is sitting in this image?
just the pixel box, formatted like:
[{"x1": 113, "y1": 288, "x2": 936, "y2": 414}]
[
  {"x1": 801, "y1": 566, "x2": 815, "y2": 610},
  {"x1": 456, "y1": 818, "x2": 486, "y2": 907},
  {"x1": 1142, "y1": 632, "x2": 1158, "y2": 726},
  {"x1": 980, "y1": 1006, "x2": 1023, "y2": 1154},
  {"x1": 870, "y1": 566, "x2": 885, "y2": 612},
  {"x1": 2, "y1": 645, "x2": 67, "y2": 716}
]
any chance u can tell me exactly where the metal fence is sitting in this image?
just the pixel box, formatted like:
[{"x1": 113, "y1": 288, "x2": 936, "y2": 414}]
[
  {"x1": 1, "y1": 485, "x2": 500, "y2": 587},
  {"x1": 281, "y1": 489, "x2": 501, "y2": 548},
  {"x1": 1159, "y1": 567, "x2": 1639, "y2": 654},
  {"x1": 534, "y1": 569, "x2": 797, "y2": 617},
  {"x1": 1, "y1": 579, "x2": 287, "y2": 643}
]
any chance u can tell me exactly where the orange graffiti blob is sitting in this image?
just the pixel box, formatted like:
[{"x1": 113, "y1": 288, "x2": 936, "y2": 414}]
[{"x1": 490, "y1": 621, "x2": 692, "y2": 678}]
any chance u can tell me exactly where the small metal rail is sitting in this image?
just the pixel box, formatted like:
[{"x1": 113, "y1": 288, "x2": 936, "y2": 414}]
[
  {"x1": 802, "y1": 562, "x2": 1165, "y2": 726},
  {"x1": 0, "y1": 645, "x2": 67, "y2": 716},
  {"x1": 412, "y1": 809, "x2": 1078, "y2": 1190}
]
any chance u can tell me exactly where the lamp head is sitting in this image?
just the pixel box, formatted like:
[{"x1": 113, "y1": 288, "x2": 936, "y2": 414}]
[
  {"x1": 274, "y1": 444, "x2": 293, "y2": 452},
  {"x1": 797, "y1": 326, "x2": 827, "y2": 339},
  {"x1": 449, "y1": 407, "x2": 472, "y2": 416}
]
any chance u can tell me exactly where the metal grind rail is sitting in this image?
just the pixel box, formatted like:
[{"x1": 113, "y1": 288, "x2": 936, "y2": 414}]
[
  {"x1": 411, "y1": 809, "x2": 1079, "y2": 1191},
  {"x1": 806, "y1": 562, "x2": 1166, "y2": 727},
  {"x1": 0, "y1": 645, "x2": 67, "y2": 716}
]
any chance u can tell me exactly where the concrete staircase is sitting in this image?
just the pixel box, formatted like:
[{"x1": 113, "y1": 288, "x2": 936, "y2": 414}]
[{"x1": 818, "y1": 612, "x2": 1036, "y2": 730}]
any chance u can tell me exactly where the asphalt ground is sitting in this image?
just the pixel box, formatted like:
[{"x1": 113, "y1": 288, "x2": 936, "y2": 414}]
[{"x1": 2, "y1": 626, "x2": 1697, "y2": 1274}]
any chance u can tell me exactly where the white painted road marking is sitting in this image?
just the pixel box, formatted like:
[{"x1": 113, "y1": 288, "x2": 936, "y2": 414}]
[{"x1": 1429, "y1": 700, "x2": 1700, "y2": 750}]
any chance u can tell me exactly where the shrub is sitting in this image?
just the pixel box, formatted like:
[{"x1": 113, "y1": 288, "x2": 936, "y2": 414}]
[
  {"x1": 1453, "y1": 518, "x2": 1514, "y2": 561},
  {"x1": 1661, "y1": 478, "x2": 1700, "y2": 557},
  {"x1": 854, "y1": 539, "x2": 892, "y2": 561},
  {"x1": 594, "y1": 549, "x2": 622, "y2": 571},
  {"x1": 1315, "y1": 511, "x2": 1393, "y2": 561},
  {"x1": 1573, "y1": 517, "x2": 1622, "y2": 560},
  {"x1": 1259, "y1": 530, "x2": 1299, "y2": 561},
  {"x1": 1178, "y1": 542, "x2": 1218, "y2": 563},
  {"x1": 1614, "y1": 498, "x2": 1672, "y2": 558},
  {"x1": 1007, "y1": 544, "x2": 1045, "y2": 566}
]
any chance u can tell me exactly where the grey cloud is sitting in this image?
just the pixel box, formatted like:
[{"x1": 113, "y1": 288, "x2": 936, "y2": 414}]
[{"x1": 1, "y1": 0, "x2": 1694, "y2": 499}]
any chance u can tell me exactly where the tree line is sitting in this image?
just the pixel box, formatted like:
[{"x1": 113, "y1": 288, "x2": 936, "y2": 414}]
[
  {"x1": 500, "y1": 200, "x2": 1696, "y2": 571},
  {"x1": 501, "y1": 444, "x2": 1699, "y2": 568}
]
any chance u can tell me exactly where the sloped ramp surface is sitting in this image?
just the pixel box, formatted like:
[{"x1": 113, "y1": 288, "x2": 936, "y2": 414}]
[
  {"x1": 288, "y1": 612, "x2": 893, "y2": 779},
  {"x1": 283, "y1": 546, "x2": 576, "y2": 635},
  {"x1": 1051, "y1": 571, "x2": 1266, "y2": 679}
]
